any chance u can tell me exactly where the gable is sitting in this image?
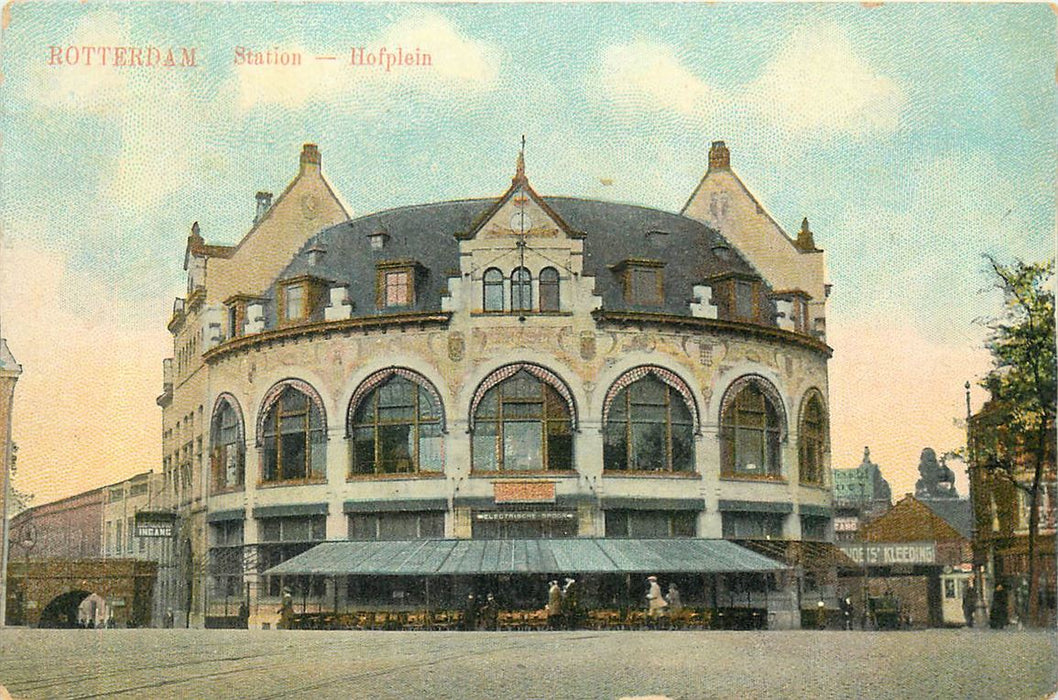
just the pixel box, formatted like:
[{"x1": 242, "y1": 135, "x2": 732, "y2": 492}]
[{"x1": 862, "y1": 497, "x2": 966, "y2": 543}]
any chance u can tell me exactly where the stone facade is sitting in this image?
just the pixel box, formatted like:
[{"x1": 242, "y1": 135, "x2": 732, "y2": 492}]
[{"x1": 160, "y1": 142, "x2": 835, "y2": 628}]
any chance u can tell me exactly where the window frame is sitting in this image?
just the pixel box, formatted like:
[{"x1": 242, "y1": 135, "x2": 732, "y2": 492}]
[
  {"x1": 511, "y1": 267, "x2": 532, "y2": 312},
  {"x1": 375, "y1": 261, "x2": 421, "y2": 310},
  {"x1": 348, "y1": 374, "x2": 444, "y2": 477},
  {"x1": 603, "y1": 374, "x2": 695, "y2": 473},
  {"x1": 720, "y1": 378, "x2": 785, "y2": 480},
  {"x1": 483, "y1": 267, "x2": 504, "y2": 312},
  {"x1": 211, "y1": 397, "x2": 245, "y2": 492},
  {"x1": 604, "y1": 509, "x2": 697, "y2": 538},
  {"x1": 259, "y1": 385, "x2": 327, "y2": 485},
  {"x1": 539, "y1": 267, "x2": 560, "y2": 312},
  {"x1": 470, "y1": 369, "x2": 574, "y2": 474},
  {"x1": 798, "y1": 393, "x2": 827, "y2": 486}
]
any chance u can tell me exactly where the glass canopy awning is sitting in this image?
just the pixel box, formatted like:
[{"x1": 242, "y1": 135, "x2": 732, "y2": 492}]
[{"x1": 264, "y1": 538, "x2": 790, "y2": 577}]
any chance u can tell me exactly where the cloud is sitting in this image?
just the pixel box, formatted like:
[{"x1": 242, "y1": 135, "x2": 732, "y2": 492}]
[
  {"x1": 745, "y1": 23, "x2": 905, "y2": 136},
  {"x1": 594, "y1": 41, "x2": 715, "y2": 118},
  {"x1": 233, "y1": 11, "x2": 501, "y2": 110},
  {"x1": 1, "y1": 244, "x2": 169, "y2": 505}
]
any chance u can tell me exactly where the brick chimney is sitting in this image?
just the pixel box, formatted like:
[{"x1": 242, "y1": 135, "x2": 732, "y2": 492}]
[
  {"x1": 708, "y1": 141, "x2": 730, "y2": 171},
  {"x1": 300, "y1": 143, "x2": 321, "y2": 173}
]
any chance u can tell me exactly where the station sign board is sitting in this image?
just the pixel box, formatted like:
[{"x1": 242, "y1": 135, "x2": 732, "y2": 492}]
[{"x1": 135, "y1": 511, "x2": 176, "y2": 538}]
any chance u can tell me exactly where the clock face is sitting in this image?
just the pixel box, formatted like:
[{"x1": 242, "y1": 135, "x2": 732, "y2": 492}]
[{"x1": 510, "y1": 209, "x2": 532, "y2": 232}]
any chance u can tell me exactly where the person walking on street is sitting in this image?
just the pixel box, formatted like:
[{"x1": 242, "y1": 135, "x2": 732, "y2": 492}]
[
  {"x1": 646, "y1": 576, "x2": 667, "y2": 626},
  {"x1": 546, "y1": 580, "x2": 562, "y2": 630},
  {"x1": 562, "y1": 578, "x2": 579, "y2": 630},
  {"x1": 962, "y1": 582, "x2": 976, "y2": 628}
]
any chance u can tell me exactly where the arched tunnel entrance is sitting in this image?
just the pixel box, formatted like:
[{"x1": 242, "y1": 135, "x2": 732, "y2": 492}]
[{"x1": 38, "y1": 590, "x2": 93, "y2": 628}]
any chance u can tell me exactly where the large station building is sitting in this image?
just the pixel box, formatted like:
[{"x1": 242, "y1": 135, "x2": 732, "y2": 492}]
[{"x1": 157, "y1": 141, "x2": 836, "y2": 629}]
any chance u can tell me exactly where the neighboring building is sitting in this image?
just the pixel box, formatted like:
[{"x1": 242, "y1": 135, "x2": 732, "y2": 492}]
[
  {"x1": 969, "y1": 401, "x2": 1056, "y2": 627},
  {"x1": 160, "y1": 141, "x2": 836, "y2": 629},
  {"x1": 101, "y1": 471, "x2": 170, "y2": 626},
  {"x1": 6, "y1": 472, "x2": 165, "y2": 627},
  {"x1": 838, "y1": 494, "x2": 974, "y2": 628},
  {"x1": 832, "y1": 447, "x2": 892, "y2": 541}
]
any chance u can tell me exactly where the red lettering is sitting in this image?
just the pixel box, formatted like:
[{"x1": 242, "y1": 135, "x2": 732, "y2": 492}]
[
  {"x1": 48, "y1": 46, "x2": 62, "y2": 65},
  {"x1": 65, "y1": 46, "x2": 79, "y2": 65},
  {"x1": 181, "y1": 47, "x2": 196, "y2": 67},
  {"x1": 130, "y1": 47, "x2": 143, "y2": 67}
]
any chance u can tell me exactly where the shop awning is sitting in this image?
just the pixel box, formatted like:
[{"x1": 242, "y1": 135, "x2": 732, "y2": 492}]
[{"x1": 264, "y1": 538, "x2": 790, "y2": 577}]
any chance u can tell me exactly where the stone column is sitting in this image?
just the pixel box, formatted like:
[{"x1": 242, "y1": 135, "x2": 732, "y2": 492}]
[{"x1": 0, "y1": 338, "x2": 23, "y2": 628}]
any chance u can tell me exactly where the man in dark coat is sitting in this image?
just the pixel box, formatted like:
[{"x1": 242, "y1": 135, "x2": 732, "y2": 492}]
[{"x1": 962, "y1": 582, "x2": 976, "y2": 628}]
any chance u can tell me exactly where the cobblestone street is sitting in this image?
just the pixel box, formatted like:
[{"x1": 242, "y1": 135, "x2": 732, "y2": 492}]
[{"x1": 0, "y1": 628, "x2": 1054, "y2": 700}]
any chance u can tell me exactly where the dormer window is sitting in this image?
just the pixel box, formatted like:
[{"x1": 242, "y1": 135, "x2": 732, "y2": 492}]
[
  {"x1": 376, "y1": 260, "x2": 421, "y2": 309},
  {"x1": 612, "y1": 259, "x2": 665, "y2": 307},
  {"x1": 225, "y1": 294, "x2": 267, "y2": 339},
  {"x1": 284, "y1": 283, "x2": 306, "y2": 320},
  {"x1": 735, "y1": 280, "x2": 754, "y2": 319},
  {"x1": 278, "y1": 276, "x2": 326, "y2": 326},
  {"x1": 708, "y1": 272, "x2": 763, "y2": 324}
]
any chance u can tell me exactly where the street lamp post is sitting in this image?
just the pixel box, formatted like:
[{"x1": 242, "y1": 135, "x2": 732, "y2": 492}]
[{"x1": 965, "y1": 380, "x2": 989, "y2": 627}]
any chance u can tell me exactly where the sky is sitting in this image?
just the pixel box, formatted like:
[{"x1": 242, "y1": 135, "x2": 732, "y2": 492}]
[{"x1": 0, "y1": 2, "x2": 1054, "y2": 506}]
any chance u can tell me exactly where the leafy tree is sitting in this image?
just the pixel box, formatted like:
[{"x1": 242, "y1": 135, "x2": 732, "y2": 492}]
[{"x1": 976, "y1": 256, "x2": 1055, "y2": 626}]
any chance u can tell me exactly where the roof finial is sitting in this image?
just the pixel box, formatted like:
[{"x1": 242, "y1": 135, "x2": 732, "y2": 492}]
[
  {"x1": 796, "y1": 217, "x2": 817, "y2": 252},
  {"x1": 516, "y1": 135, "x2": 526, "y2": 179}
]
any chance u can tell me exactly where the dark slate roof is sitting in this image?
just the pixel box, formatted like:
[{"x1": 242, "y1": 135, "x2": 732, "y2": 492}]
[
  {"x1": 266, "y1": 196, "x2": 767, "y2": 325},
  {"x1": 919, "y1": 498, "x2": 973, "y2": 540}
]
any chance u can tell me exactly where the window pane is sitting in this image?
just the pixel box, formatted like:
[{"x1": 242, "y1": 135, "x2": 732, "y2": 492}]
[
  {"x1": 281, "y1": 433, "x2": 307, "y2": 479},
  {"x1": 735, "y1": 281, "x2": 753, "y2": 318},
  {"x1": 511, "y1": 268, "x2": 531, "y2": 311},
  {"x1": 539, "y1": 268, "x2": 559, "y2": 312},
  {"x1": 503, "y1": 421, "x2": 543, "y2": 471},
  {"x1": 630, "y1": 377, "x2": 666, "y2": 404},
  {"x1": 605, "y1": 511, "x2": 630, "y2": 538},
  {"x1": 631, "y1": 422, "x2": 665, "y2": 471},
  {"x1": 735, "y1": 429, "x2": 764, "y2": 473},
  {"x1": 484, "y1": 269, "x2": 504, "y2": 311},
  {"x1": 419, "y1": 513, "x2": 444, "y2": 538},
  {"x1": 504, "y1": 401, "x2": 542, "y2": 419},
  {"x1": 352, "y1": 426, "x2": 375, "y2": 474},
  {"x1": 378, "y1": 513, "x2": 418, "y2": 540},
  {"x1": 262, "y1": 444, "x2": 278, "y2": 482},
  {"x1": 419, "y1": 425, "x2": 443, "y2": 472},
  {"x1": 285, "y1": 284, "x2": 305, "y2": 319},
  {"x1": 603, "y1": 422, "x2": 628, "y2": 470},
  {"x1": 386, "y1": 271, "x2": 410, "y2": 306},
  {"x1": 281, "y1": 388, "x2": 308, "y2": 412},
  {"x1": 472, "y1": 424, "x2": 498, "y2": 471},
  {"x1": 378, "y1": 424, "x2": 414, "y2": 473},
  {"x1": 671, "y1": 424, "x2": 694, "y2": 472},
  {"x1": 629, "y1": 511, "x2": 669, "y2": 538},
  {"x1": 349, "y1": 514, "x2": 376, "y2": 540},
  {"x1": 672, "y1": 513, "x2": 697, "y2": 537},
  {"x1": 547, "y1": 428, "x2": 573, "y2": 471}
]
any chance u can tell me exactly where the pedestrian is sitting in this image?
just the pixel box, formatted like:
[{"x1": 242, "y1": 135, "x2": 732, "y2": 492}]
[
  {"x1": 278, "y1": 589, "x2": 294, "y2": 630},
  {"x1": 562, "y1": 578, "x2": 579, "y2": 630},
  {"x1": 481, "y1": 593, "x2": 499, "y2": 631},
  {"x1": 164, "y1": 608, "x2": 174, "y2": 629},
  {"x1": 646, "y1": 576, "x2": 667, "y2": 625},
  {"x1": 546, "y1": 580, "x2": 562, "y2": 630},
  {"x1": 462, "y1": 593, "x2": 478, "y2": 631},
  {"x1": 816, "y1": 599, "x2": 827, "y2": 630},
  {"x1": 666, "y1": 583, "x2": 683, "y2": 628},
  {"x1": 962, "y1": 582, "x2": 975, "y2": 629},
  {"x1": 989, "y1": 583, "x2": 1008, "y2": 630},
  {"x1": 238, "y1": 601, "x2": 250, "y2": 629},
  {"x1": 840, "y1": 594, "x2": 854, "y2": 631}
]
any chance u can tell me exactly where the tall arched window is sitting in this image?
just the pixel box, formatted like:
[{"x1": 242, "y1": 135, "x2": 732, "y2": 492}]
[
  {"x1": 511, "y1": 267, "x2": 532, "y2": 312},
  {"x1": 259, "y1": 382, "x2": 327, "y2": 483},
  {"x1": 483, "y1": 268, "x2": 504, "y2": 312},
  {"x1": 349, "y1": 373, "x2": 443, "y2": 475},
  {"x1": 471, "y1": 368, "x2": 573, "y2": 472},
  {"x1": 798, "y1": 393, "x2": 826, "y2": 485},
  {"x1": 603, "y1": 374, "x2": 694, "y2": 472},
  {"x1": 720, "y1": 377, "x2": 785, "y2": 478},
  {"x1": 539, "y1": 267, "x2": 560, "y2": 312},
  {"x1": 211, "y1": 395, "x2": 245, "y2": 491}
]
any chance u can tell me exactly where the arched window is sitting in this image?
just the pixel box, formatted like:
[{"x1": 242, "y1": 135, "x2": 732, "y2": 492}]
[
  {"x1": 211, "y1": 395, "x2": 245, "y2": 491},
  {"x1": 720, "y1": 377, "x2": 785, "y2": 478},
  {"x1": 603, "y1": 374, "x2": 694, "y2": 472},
  {"x1": 259, "y1": 382, "x2": 327, "y2": 483},
  {"x1": 798, "y1": 393, "x2": 826, "y2": 485},
  {"x1": 483, "y1": 268, "x2": 504, "y2": 312},
  {"x1": 471, "y1": 369, "x2": 573, "y2": 472},
  {"x1": 539, "y1": 267, "x2": 560, "y2": 312},
  {"x1": 511, "y1": 267, "x2": 532, "y2": 312},
  {"x1": 349, "y1": 373, "x2": 443, "y2": 475}
]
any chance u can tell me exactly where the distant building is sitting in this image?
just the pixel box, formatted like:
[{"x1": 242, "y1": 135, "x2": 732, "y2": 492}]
[
  {"x1": 838, "y1": 494, "x2": 974, "y2": 628},
  {"x1": 832, "y1": 447, "x2": 892, "y2": 541}
]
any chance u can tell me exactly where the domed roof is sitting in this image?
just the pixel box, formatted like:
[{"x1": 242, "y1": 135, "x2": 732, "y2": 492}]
[{"x1": 268, "y1": 195, "x2": 766, "y2": 323}]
